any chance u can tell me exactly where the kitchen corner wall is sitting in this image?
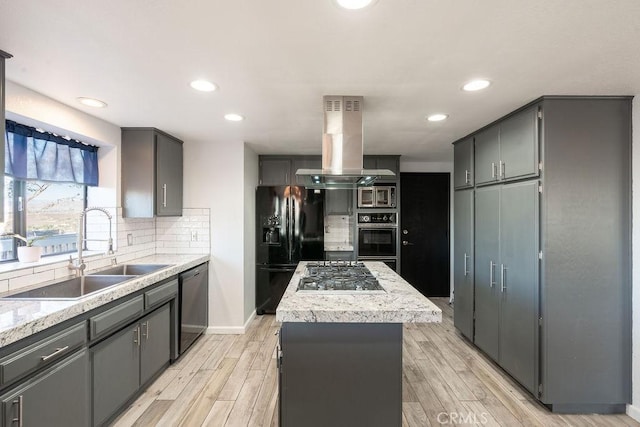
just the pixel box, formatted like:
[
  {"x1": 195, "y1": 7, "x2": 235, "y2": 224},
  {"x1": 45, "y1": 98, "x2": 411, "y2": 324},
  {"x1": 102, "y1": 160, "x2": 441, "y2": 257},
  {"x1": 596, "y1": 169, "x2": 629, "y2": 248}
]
[{"x1": 631, "y1": 96, "x2": 640, "y2": 421}]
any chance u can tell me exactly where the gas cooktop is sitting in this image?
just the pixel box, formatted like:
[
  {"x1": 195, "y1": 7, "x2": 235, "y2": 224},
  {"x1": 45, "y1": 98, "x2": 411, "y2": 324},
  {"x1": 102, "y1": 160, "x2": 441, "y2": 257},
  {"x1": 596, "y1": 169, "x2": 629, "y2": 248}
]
[{"x1": 297, "y1": 261, "x2": 385, "y2": 292}]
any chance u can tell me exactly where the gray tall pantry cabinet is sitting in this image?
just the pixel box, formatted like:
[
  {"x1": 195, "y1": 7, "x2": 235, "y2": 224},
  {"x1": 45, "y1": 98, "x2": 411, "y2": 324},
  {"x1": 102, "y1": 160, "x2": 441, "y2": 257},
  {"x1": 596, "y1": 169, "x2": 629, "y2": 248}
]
[{"x1": 453, "y1": 96, "x2": 631, "y2": 413}]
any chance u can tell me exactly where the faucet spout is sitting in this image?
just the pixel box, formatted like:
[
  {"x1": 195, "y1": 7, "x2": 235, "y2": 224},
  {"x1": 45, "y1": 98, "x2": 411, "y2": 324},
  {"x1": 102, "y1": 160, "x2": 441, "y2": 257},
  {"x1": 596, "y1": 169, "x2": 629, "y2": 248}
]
[{"x1": 68, "y1": 207, "x2": 114, "y2": 276}]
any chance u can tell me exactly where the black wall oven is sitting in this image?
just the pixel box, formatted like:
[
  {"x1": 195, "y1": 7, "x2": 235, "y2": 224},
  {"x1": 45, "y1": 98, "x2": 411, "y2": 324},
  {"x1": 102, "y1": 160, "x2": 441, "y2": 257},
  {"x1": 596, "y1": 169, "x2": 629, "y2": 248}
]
[{"x1": 357, "y1": 213, "x2": 398, "y2": 271}]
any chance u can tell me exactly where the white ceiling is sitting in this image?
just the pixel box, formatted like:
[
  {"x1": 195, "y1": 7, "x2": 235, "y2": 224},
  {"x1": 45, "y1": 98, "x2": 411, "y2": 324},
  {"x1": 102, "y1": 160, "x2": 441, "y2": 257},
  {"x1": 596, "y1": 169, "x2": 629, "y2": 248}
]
[{"x1": 1, "y1": 0, "x2": 640, "y2": 161}]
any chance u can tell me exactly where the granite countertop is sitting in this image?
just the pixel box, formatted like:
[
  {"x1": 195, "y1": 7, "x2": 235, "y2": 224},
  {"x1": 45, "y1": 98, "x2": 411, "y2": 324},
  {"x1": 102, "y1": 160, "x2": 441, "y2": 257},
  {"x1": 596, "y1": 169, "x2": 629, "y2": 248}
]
[
  {"x1": 276, "y1": 261, "x2": 443, "y2": 323},
  {"x1": 0, "y1": 254, "x2": 209, "y2": 348}
]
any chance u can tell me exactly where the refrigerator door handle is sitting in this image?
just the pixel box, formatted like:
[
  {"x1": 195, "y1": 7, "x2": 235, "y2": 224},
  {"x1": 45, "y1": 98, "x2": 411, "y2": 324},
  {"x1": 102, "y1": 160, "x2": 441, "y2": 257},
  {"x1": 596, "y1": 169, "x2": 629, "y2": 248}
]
[
  {"x1": 291, "y1": 197, "x2": 296, "y2": 260},
  {"x1": 285, "y1": 197, "x2": 291, "y2": 261}
]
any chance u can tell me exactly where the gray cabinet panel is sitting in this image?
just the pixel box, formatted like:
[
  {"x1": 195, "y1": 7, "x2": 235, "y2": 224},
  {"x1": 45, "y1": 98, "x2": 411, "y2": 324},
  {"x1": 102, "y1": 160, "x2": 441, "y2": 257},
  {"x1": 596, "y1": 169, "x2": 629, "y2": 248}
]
[
  {"x1": 363, "y1": 156, "x2": 377, "y2": 169},
  {"x1": 453, "y1": 138, "x2": 473, "y2": 189},
  {"x1": 325, "y1": 189, "x2": 353, "y2": 215},
  {"x1": 473, "y1": 187, "x2": 500, "y2": 360},
  {"x1": 140, "y1": 304, "x2": 171, "y2": 385},
  {"x1": 500, "y1": 107, "x2": 539, "y2": 181},
  {"x1": 2, "y1": 349, "x2": 89, "y2": 427},
  {"x1": 474, "y1": 127, "x2": 500, "y2": 185},
  {"x1": 90, "y1": 295, "x2": 144, "y2": 340},
  {"x1": 260, "y1": 159, "x2": 291, "y2": 186},
  {"x1": 499, "y1": 181, "x2": 538, "y2": 394},
  {"x1": 0, "y1": 52, "x2": 11, "y2": 222},
  {"x1": 453, "y1": 190, "x2": 474, "y2": 340},
  {"x1": 156, "y1": 133, "x2": 184, "y2": 216},
  {"x1": 293, "y1": 157, "x2": 322, "y2": 186},
  {"x1": 92, "y1": 323, "x2": 140, "y2": 426}
]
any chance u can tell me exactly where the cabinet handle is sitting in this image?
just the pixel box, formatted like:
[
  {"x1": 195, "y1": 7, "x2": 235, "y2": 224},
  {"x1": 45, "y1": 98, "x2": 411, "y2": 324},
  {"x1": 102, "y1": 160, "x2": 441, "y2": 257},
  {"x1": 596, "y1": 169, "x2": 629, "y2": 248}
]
[
  {"x1": 491, "y1": 162, "x2": 496, "y2": 179},
  {"x1": 489, "y1": 261, "x2": 495, "y2": 288},
  {"x1": 134, "y1": 326, "x2": 141, "y2": 346},
  {"x1": 162, "y1": 184, "x2": 167, "y2": 208},
  {"x1": 463, "y1": 253, "x2": 469, "y2": 276},
  {"x1": 40, "y1": 345, "x2": 69, "y2": 361},
  {"x1": 12, "y1": 395, "x2": 23, "y2": 427},
  {"x1": 142, "y1": 321, "x2": 149, "y2": 340},
  {"x1": 465, "y1": 170, "x2": 470, "y2": 184},
  {"x1": 501, "y1": 264, "x2": 507, "y2": 292},
  {"x1": 499, "y1": 161, "x2": 504, "y2": 178}
]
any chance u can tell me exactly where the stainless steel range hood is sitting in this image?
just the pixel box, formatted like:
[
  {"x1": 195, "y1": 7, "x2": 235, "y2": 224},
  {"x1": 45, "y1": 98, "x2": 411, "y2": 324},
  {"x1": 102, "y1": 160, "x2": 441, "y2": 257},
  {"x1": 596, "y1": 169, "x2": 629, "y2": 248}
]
[{"x1": 296, "y1": 96, "x2": 395, "y2": 189}]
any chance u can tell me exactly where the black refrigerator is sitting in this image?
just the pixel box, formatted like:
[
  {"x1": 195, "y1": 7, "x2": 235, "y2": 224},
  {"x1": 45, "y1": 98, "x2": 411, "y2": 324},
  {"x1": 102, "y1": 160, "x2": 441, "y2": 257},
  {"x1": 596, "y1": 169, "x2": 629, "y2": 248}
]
[{"x1": 256, "y1": 186, "x2": 324, "y2": 314}]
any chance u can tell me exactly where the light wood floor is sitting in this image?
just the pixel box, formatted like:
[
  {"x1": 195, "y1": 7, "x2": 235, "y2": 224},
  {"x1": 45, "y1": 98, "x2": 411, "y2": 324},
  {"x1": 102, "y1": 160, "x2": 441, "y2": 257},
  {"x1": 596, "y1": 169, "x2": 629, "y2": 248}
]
[{"x1": 112, "y1": 299, "x2": 639, "y2": 426}]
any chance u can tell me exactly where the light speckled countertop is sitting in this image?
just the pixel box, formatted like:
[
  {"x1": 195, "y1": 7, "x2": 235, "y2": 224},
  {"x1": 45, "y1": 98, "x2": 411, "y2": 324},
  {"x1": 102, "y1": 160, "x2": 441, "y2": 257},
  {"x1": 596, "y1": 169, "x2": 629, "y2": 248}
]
[
  {"x1": 0, "y1": 254, "x2": 209, "y2": 348},
  {"x1": 276, "y1": 261, "x2": 442, "y2": 323}
]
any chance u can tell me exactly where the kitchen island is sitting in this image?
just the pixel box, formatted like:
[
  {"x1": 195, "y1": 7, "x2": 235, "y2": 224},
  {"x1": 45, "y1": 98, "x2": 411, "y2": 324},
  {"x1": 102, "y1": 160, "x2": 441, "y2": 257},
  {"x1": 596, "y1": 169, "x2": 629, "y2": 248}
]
[{"x1": 276, "y1": 261, "x2": 442, "y2": 427}]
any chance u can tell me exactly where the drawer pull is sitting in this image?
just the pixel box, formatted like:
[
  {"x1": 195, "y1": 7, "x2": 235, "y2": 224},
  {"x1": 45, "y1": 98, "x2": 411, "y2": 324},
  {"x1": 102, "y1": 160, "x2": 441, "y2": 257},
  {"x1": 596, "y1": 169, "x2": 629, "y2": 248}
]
[
  {"x1": 12, "y1": 395, "x2": 23, "y2": 427},
  {"x1": 40, "y1": 346, "x2": 69, "y2": 361}
]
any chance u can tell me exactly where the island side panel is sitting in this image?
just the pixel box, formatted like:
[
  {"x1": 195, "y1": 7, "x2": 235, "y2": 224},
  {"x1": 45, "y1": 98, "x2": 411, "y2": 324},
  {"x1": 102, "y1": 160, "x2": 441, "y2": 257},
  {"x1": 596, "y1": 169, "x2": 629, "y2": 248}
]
[{"x1": 279, "y1": 322, "x2": 402, "y2": 427}]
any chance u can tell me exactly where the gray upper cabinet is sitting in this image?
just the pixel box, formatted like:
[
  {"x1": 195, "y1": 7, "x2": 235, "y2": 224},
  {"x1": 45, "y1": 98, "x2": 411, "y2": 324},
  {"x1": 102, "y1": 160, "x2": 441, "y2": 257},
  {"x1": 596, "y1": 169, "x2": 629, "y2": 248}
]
[
  {"x1": 474, "y1": 126, "x2": 500, "y2": 185},
  {"x1": 0, "y1": 50, "x2": 12, "y2": 222},
  {"x1": 363, "y1": 155, "x2": 400, "y2": 181},
  {"x1": 325, "y1": 189, "x2": 353, "y2": 216},
  {"x1": 452, "y1": 189, "x2": 474, "y2": 340},
  {"x1": 121, "y1": 128, "x2": 184, "y2": 218},
  {"x1": 453, "y1": 138, "x2": 473, "y2": 189},
  {"x1": 474, "y1": 106, "x2": 539, "y2": 186},
  {"x1": 293, "y1": 157, "x2": 322, "y2": 186},
  {"x1": 2, "y1": 349, "x2": 90, "y2": 427},
  {"x1": 260, "y1": 158, "x2": 292, "y2": 186}
]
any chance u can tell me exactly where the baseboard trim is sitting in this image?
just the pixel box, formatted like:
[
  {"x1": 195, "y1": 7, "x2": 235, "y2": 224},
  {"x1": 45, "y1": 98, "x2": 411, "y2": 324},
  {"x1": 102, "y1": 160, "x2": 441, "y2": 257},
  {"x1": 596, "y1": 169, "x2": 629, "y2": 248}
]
[
  {"x1": 205, "y1": 310, "x2": 257, "y2": 335},
  {"x1": 627, "y1": 404, "x2": 640, "y2": 422}
]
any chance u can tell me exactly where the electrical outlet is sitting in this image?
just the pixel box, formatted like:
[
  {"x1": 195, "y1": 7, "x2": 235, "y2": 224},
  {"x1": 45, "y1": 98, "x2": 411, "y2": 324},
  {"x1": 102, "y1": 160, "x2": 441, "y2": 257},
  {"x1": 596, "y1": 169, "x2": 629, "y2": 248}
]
[
  {"x1": 127, "y1": 234, "x2": 133, "y2": 246},
  {"x1": 191, "y1": 231, "x2": 198, "y2": 241}
]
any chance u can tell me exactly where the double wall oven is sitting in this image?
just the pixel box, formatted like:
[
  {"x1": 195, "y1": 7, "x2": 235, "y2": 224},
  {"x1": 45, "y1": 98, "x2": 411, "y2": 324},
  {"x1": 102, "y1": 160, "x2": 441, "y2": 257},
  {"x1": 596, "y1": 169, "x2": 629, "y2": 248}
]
[{"x1": 357, "y1": 212, "x2": 398, "y2": 272}]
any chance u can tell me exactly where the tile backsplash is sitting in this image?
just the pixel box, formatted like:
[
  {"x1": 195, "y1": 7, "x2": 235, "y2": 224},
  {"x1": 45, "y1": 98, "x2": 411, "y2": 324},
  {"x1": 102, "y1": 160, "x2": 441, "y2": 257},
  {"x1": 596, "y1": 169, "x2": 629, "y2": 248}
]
[
  {"x1": 0, "y1": 208, "x2": 211, "y2": 294},
  {"x1": 324, "y1": 215, "x2": 353, "y2": 250}
]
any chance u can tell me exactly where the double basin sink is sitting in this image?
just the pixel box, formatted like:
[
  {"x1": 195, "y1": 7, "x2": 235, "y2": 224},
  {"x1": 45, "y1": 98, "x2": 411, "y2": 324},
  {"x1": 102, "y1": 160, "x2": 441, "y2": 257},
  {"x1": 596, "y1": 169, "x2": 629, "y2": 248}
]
[{"x1": 3, "y1": 264, "x2": 171, "y2": 300}]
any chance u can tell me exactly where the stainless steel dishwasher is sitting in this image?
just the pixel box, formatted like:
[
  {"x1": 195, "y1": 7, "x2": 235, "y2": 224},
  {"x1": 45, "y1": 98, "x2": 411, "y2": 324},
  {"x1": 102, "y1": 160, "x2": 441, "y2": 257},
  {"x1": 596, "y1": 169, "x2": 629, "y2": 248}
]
[{"x1": 179, "y1": 263, "x2": 208, "y2": 355}]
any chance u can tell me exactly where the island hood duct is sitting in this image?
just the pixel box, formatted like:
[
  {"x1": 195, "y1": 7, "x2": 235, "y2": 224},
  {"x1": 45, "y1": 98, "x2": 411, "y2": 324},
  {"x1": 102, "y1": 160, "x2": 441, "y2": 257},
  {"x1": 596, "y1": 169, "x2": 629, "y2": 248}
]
[{"x1": 295, "y1": 95, "x2": 395, "y2": 189}]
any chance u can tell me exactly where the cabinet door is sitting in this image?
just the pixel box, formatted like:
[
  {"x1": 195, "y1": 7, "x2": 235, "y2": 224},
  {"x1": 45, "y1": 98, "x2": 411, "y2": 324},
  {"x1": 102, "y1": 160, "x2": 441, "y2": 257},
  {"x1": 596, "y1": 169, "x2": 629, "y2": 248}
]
[
  {"x1": 260, "y1": 159, "x2": 292, "y2": 186},
  {"x1": 92, "y1": 323, "x2": 140, "y2": 427},
  {"x1": 293, "y1": 157, "x2": 322, "y2": 186},
  {"x1": 325, "y1": 189, "x2": 353, "y2": 215},
  {"x1": 453, "y1": 138, "x2": 474, "y2": 189},
  {"x1": 362, "y1": 156, "x2": 377, "y2": 169},
  {"x1": 375, "y1": 156, "x2": 398, "y2": 175},
  {"x1": 474, "y1": 127, "x2": 500, "y2": 185},
  {"x1": 140, "y1": 304, "x2": 171, "y2": 385},
  {"x1": 473, "y1": 186, "x2": 501, "y2": 361},
  {"x1": 2, "y1": 349, "x2": 89, "y2": 427},
  {"x1": 500, "y1": 107, "x2": 539, "y2": 181},
  {"x1": 499, "y1": 181, "x2": 539, "y2": 394},
  {"x1": 453, "y1": 189, "x2": 474, "y2": 340},
  {"x1": 156, "y1": 133, "x2": 183, "y2": 216}
]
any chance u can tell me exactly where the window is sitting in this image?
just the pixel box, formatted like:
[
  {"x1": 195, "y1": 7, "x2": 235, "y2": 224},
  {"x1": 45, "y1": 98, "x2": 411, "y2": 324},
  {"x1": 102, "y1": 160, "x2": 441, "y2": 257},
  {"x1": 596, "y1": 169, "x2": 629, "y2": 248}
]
[
  {"x1": 0, "y1": 176, "x2": 87, "y2": 260},
  {"x1": 1, "y1": 119, "x2": 98, "y2": 262}
]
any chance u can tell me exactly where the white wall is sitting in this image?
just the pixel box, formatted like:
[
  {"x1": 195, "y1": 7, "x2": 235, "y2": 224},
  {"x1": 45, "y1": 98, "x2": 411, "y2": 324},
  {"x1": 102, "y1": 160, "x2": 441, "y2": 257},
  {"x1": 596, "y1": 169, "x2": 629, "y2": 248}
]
[
  {"x1": 400, "y1": 160, "x2": 455, "y2": 300},
  {"x1": 630, "y1": 97, "x2": 640, "y2": 421},
  {"x1": 5, "y1": 81, "x2": 120, "y2": 206},
  {"x1": 244, "y1": 146, "x2": 258, "y2": 321}
]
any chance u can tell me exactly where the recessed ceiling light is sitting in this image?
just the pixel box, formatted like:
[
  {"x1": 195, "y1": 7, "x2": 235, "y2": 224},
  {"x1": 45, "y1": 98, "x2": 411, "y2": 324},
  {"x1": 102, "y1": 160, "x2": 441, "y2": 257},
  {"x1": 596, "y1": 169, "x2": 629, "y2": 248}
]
[
  {"x1": 427, "y1": 114, "x2": 448, "y2": 122},
  {"x1": 190, "y1": 79, "x2": 217, "y2": 92},
  {"x1": 224, "y1": 113, "x2": 244, "y2": 122},
  {"x1": 462, "y1": 79, "x2": 491, "y2": 92},
  {"x1": 335, "y1": 0, "x2": 375, "y2": 10},
  {"x1": 77, "y1": 97, "x2": 107, "y2": 108}
]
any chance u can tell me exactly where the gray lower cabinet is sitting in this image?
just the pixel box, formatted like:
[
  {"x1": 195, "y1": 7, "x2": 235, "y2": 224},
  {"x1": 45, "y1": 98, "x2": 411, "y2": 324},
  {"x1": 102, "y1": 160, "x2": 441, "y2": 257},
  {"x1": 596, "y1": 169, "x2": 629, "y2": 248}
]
[
  {"x1": 474, "y1": 182, "x2": 539, "y2": 393},
  {"x1": 453, "y1": 138, "x2": 473, "y2": 189},
  {"x1": 2, "y1": 349, "x2": 89, "y2": 427},
  {"x1": 452, "y1": 189, "x2": 474, "y2": 340},
  {"x1": 92, "y1": 303, "x2": 171, "y2": 426}
]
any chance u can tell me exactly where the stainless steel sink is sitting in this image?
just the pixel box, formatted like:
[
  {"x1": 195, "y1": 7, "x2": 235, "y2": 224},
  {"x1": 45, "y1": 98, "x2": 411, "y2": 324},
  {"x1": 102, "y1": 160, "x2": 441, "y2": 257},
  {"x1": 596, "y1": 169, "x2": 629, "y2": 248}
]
[
  {"x1": 3, "y1": 275, "x2": 137, "y2": 300},
  {"x1": 90, "y1": 264, "x2": 171, "y2": 276}
]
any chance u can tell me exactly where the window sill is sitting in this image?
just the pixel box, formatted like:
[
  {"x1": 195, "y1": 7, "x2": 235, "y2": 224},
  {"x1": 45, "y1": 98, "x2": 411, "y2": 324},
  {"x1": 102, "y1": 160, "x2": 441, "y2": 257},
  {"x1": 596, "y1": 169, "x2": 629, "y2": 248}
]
[{"x1": 0, "y1": 251, "x2": 108, "y2": 276}]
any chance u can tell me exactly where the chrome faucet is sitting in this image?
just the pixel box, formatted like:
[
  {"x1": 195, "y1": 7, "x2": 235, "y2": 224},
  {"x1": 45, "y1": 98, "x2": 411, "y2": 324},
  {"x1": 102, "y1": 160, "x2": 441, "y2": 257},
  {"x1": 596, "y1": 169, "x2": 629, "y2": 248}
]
[{"x1": 68, "y1": 207, "x2": 114, "y2": 276}]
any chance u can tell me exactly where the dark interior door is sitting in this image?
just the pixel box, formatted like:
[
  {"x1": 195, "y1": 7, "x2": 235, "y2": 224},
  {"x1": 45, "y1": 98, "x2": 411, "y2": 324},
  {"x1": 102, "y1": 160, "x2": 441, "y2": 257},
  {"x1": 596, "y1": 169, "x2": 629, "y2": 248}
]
[{"x1": 400, "y1": 173, "x2": 450, "y2": 297}]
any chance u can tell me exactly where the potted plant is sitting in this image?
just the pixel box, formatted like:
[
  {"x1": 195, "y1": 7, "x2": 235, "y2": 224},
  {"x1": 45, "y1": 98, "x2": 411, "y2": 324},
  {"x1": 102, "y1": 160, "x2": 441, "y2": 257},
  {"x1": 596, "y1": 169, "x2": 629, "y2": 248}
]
[{"x1": 3, "y1": 233, "x2": 45, "y2": 262}]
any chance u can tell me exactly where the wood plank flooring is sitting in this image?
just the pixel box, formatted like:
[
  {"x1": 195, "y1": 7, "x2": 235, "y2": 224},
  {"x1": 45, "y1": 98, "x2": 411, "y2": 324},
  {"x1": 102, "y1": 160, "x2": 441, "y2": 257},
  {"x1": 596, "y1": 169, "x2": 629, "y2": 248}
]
[{"x1": 112, "y1": 299, "x2": 639, "y2": 426}]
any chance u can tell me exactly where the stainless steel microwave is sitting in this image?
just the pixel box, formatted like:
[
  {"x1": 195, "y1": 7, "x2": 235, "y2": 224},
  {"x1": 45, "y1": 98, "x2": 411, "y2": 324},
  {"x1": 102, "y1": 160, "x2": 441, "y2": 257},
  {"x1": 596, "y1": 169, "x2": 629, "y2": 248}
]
[{"x1": 358, "y1": 186, "x2": 396, "y2": 208}]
